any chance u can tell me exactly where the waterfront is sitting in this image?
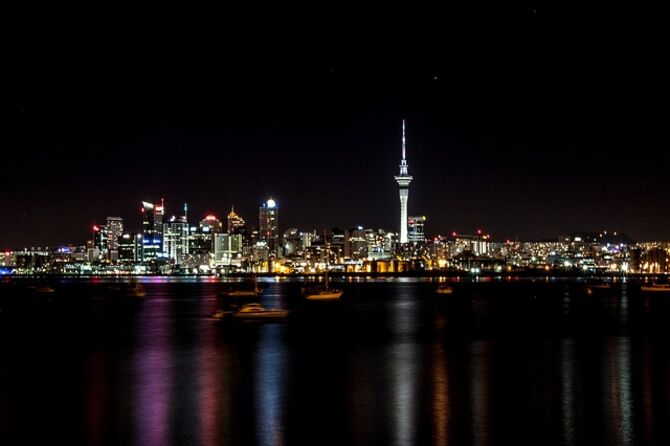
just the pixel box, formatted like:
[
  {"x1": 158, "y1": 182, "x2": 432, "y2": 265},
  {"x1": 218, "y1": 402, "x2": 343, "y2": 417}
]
[{"x1": 1, "y1": 277, "x2": 669, "y2": 445}]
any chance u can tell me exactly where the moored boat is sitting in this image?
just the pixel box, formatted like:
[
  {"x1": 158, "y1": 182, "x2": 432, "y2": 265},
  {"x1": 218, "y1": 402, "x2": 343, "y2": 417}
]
[
  {"x1": 231, "y1": 303, "x2": 289, "y2": 319},
  {"x1": 641, "y1": 283, "x2": 670, "y2": 293},
  {"x1": 436, "y1": 284, "x2": 453, "y2": 295},
  {"x1": 304, "y1": 272, "x2": 342, "y2": 300}
]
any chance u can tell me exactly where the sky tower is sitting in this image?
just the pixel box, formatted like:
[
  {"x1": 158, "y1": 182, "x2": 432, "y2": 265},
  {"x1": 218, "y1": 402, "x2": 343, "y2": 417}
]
[{"x1": 394, "y1": 120, "x2": 413, "y2": 244}]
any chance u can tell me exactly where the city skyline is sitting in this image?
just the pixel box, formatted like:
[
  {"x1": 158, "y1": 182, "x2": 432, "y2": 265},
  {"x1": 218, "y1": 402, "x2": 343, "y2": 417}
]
[{"x1": 3, "y1": 8, "x2": 667, "y2": 247}]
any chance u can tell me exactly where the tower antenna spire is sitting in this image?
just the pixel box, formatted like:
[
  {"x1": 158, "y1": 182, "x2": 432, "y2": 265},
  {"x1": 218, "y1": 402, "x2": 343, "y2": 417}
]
[{"x1": 402, "y1": 118, "x2": 406, "y2": 161}]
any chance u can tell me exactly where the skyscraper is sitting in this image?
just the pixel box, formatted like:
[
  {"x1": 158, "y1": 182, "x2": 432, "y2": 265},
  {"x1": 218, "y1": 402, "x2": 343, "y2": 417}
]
[
  {"x1": 259, "y1": 198, "x2": 278, "y2": 256},
  {"x1": 163, "y1": 206, "x2": 189, "y2": 264},
  {"x1": 92, "y1": 224, "x2": 107, "y2": 256},
  {"x1": 394, "y1": 120, "x2": 413, "y2": 243},
  {"x1": 227, "y1": 206, "x2": 246, "y2": 234},
  {"x1": 408, "y1": 216, "x2": 426, "y2": 243},
  {"x1": 141, "y1": 200, "x2": 164, "y2": 262},
  {"x1": 106, "y1": 216, "x2": 123, "y2": 258}
]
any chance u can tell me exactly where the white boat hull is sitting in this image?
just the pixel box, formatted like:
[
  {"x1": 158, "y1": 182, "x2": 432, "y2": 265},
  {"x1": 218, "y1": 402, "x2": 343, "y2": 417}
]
[
  {"x1": 305, "y1": 290, "x2": 343, "y2": 300},
  {"x1": 232, "y1": 310, "x2": 289, "y2": 319},
  {"x1": 222, "y1": 290, "x2": 262, "y2": 297}
]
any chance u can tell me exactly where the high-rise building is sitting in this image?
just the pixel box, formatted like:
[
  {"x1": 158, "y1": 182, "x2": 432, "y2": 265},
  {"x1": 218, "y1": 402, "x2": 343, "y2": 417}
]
[
  {"x1": 141, "y1": 200, "x2": 164, "y2": 262},
  {"x1": 163, "y1": 213, "x2": 189, "y2": 264},
  {"x1": 394, "y1": 120, "x2": 413, "y2": 244},
  {"x1": 408, "y1": 216, "x2": 426, "y2": 243},
  {"x1": 259, "y1": 198, "x2": 279, "y2": 256},
  {"x1": 347, "y1": 226, "x2": 368, "y2": 260},
  {"x1": 200, "y1": 215, "x2": 223, "y2": 233},
  {"x1": 213, "y1": 233, "x2": 243, "y2": 266},
  {"x1": 227, "y1": 206, "x2": 246, "y2": 234},
  {"x1": 92, "y1": 224, "x2": 107, "y2": 256},
  {"x1": 118, "y1": 233, "x2": 142, "y2": 263},
  {"x1": 106, "y1": 216, "x2": 123, "y2": 259}
]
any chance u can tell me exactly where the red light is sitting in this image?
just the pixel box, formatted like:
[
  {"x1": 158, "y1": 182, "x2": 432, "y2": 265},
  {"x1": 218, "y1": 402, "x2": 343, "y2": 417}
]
[
  {"x1": 93, "y1": 225, "x2": 99, "y2": 232},
  {"x1": 205, "y1": 215, "x2": 217, "y2": 221},
  {"x1": 477, "y1": 229, "x2": 482, "y2": 235},
  {"x1": 452, "y1": 232, "x2": 457, "y2": 237}
]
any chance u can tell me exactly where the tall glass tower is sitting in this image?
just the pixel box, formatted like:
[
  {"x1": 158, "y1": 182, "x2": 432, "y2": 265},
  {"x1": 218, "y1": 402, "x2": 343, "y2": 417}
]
[
  {"x1": 394, "y1": 120, "x2": 413, "y2": 244},
  {"x1": 259, "y1": 198, "x2": 278, "y2": 256},
  {"x1": 141, "y1": 200, "x2": 164, "y2": 261}
]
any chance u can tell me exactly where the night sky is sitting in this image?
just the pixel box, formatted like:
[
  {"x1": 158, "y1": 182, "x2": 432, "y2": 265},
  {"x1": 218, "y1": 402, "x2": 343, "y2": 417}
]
[{"x1": 3, "y1": 7, "x2": 667, "y2": 249}]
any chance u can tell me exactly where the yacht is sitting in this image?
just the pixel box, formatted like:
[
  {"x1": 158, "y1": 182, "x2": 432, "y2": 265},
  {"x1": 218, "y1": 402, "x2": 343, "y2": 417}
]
[
  {"x1": 585, "y1": 283, "x2": 612, "y2": 295},
  {"x1": 641, "y1": 282, "x2": 670, "y2": 293},
  {"x1": 303, "y1": 272, "x2": 343, "y2": 300},
  {"x1": 127, "y1": 283, "x2": 146, "y2": 297},
  {"x1": 231, "y1": 303, "x2": 289, "y2": 319},
  {"x1": 436, "y1": 284, "x2": 453, "y2": 295}
]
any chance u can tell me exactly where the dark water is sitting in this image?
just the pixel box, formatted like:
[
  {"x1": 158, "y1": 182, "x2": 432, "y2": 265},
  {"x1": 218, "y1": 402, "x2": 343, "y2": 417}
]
[{"x1": 1, "y1": 277, "x2": 669, "y2": 445}]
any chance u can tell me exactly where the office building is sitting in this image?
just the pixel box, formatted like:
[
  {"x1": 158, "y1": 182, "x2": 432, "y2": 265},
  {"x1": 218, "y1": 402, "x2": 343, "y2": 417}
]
[
  {"x1": 259, "y1": 198, "x2": 279, "y2": 256},
  {"x1": 141, "y1": 200, "x2": 164, "y2": 262}
]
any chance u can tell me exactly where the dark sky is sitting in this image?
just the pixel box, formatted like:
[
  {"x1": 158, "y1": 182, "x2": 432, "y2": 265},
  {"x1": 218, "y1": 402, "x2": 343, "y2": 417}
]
[{"x1": 2, "y1": 6, "x2": 668, "y2": 248}]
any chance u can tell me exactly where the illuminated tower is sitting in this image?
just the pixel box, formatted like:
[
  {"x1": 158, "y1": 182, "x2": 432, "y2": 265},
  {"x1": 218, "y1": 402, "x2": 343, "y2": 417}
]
[
  {"x1": 141, "y1": 200, "x2": 165, "y2": 261},
  {"x1": 227, "y1": 205, "x2": 246, "y2": 234},
  {"x1": 259, "y1": 198, "x2": 278, "y2": 256},
  {"x1": 106, "y1": 217, "x2": 124, "y2": 252},
  {"x1": 394, "y1": 120, "x2": 413, "y2": 244}
]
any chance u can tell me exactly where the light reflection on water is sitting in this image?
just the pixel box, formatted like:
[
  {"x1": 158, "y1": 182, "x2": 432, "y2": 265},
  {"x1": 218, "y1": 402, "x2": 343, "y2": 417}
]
[
  {"x1": 1, "y1": 278, "x2": 670, "y2": 445},
  {"x1": 470, "y1": 340, "x2": 491, "y2": 446},
  {"x1": 133, "y1": 297, "x2": 173, "y2": 446},
  {"x1": 604, "y1": 337, "x2": 634, "y2": 446},
  {"x1": 255, "y1": 324, "x2": 288, "y2": 446},
  {"x1": 560, "y1": 338, "x2": 576, "y2": 446}
]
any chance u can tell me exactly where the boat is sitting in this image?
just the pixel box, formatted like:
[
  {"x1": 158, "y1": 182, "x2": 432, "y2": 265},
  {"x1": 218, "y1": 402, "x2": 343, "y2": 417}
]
[
  {"x1": 303, "y1": 272, "x2": 343, "y2": 300},
  {"x1": 230, "y1": 303, "x2": 289, "y2": 319},
  {"x1": 641, "y1": 283, "x2": 670, "y2": 293},
  {"x1": 585, "y1": 283, "x2": 612, "y2": 295},
  {"x1": 220, "y1": 275, "x2": 262, "y2": 297},
  {"x1": 436, "y1": 284, "x2": 453, "y2": 295},
  {"x1": 212, "y1": 309, "x2": 234, "y2": 320},
  {"x1": 127, "y1": 282, "x2": 146, "y2": 297}
]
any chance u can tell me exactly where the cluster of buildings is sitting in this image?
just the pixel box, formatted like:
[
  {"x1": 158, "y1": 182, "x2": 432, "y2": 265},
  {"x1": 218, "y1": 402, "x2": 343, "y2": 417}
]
[{"x1": 2, "y1": 121, "x2": 668, "y2": 276}]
